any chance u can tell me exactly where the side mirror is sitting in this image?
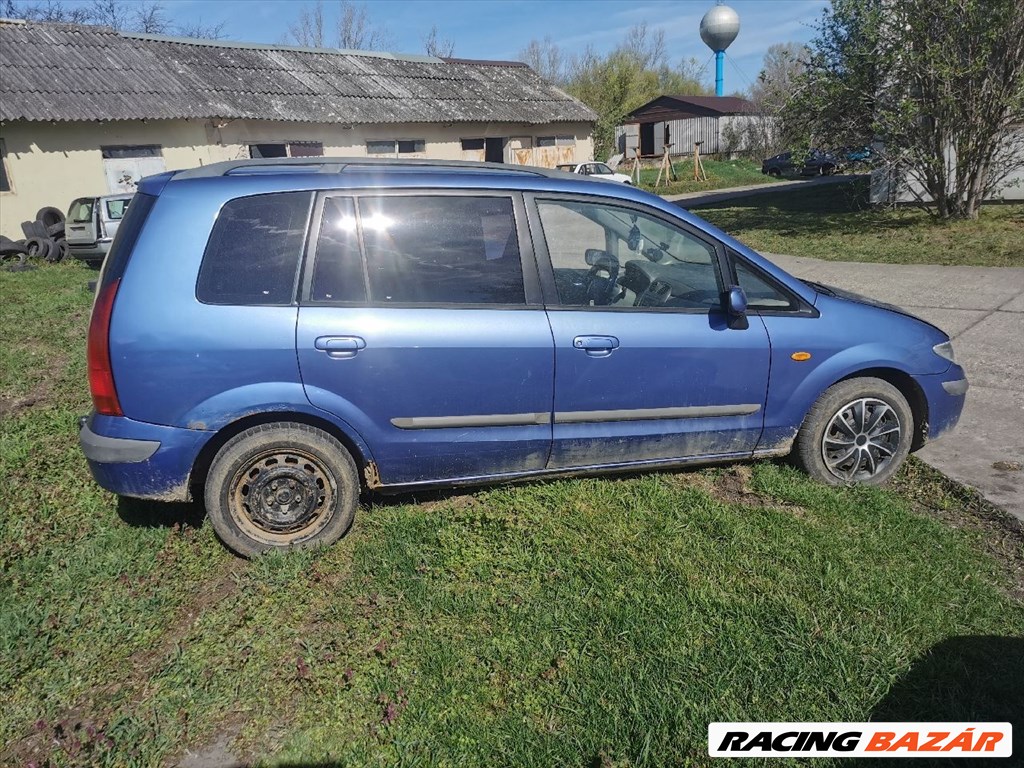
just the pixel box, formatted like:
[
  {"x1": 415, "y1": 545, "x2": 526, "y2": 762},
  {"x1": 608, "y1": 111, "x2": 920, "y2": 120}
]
[{"x1": 726, "y1": 285, "x2": 748, "y2": 317}]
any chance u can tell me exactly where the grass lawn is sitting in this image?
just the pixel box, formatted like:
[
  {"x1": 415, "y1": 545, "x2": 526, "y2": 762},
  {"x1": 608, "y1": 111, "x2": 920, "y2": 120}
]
[
  {"x1": 692, "y1": 179, "x2": 1024, "y2": 267},
  {"x1": 636, "y1": 157, "x2": 779, "y2": 197},
  {"x1": 2, "y1": 262, "x2": 1023, "y2": 767}
]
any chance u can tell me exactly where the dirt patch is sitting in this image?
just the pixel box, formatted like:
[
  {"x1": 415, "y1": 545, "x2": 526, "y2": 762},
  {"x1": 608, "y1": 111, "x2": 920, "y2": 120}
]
[
  {"x1": 0, "y1": 350, "x2": 67, "y2": 418},
  {"x1": 896, "y1": 460, "x2": 1024, "y2": 602},
  {"x1": 1, "y1": 559, "x2": 245, "y2": 768}
]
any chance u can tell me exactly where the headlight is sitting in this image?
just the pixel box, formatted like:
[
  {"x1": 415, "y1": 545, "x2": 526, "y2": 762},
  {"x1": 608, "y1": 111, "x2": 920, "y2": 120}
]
[{"x1": 933, "y1": 341, "x2": 956, "y2": 363}]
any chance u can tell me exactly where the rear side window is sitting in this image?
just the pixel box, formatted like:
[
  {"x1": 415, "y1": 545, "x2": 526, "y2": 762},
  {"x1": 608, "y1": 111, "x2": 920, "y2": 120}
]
[
  {"x1": 105, "y1": 198, "x2": 131, "y2": 219},
  {"x1": 197, "y1": 192, "x2": 312, "y2": 305},
  {"x1": 310, "y1": 197, "x2": 365, "y2": 302},
  {"x1": 359, "y1": 195, "x2": 525, "y2": 305}
]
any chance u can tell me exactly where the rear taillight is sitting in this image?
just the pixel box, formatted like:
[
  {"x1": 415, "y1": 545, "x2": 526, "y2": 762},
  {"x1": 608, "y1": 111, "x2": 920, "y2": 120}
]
[{"x1": 87, "y1": 278, "x2": 123, "y2": 416}]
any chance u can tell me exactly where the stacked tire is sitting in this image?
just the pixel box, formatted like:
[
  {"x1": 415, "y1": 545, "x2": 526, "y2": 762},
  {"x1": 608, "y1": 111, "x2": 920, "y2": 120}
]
[{"x1": 3, "y1": 206, "x2": 68, "y2": 268}]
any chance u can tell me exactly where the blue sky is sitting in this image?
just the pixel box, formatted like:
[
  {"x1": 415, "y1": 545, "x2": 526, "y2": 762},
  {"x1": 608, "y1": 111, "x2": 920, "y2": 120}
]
[{"x1": 64, "y1": 0, "x2": 829, "y2": 93}]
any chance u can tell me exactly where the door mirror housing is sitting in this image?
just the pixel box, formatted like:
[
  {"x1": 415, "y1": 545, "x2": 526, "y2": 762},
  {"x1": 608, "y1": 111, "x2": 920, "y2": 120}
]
[{"x1": 726, "y1": 285, "x2": 748, "y2": 317}]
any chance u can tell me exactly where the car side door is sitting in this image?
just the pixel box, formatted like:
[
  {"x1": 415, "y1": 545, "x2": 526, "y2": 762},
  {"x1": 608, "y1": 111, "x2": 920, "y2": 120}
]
[
  {"x1": 527, "y1": 193, "x2": 772, "y2": 469},
  {"x1": 296, "y1": 191, "x2": 555, "y2": 486}
]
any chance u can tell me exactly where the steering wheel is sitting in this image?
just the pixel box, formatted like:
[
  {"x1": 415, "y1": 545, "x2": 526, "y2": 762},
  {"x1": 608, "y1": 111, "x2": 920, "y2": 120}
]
[{"x1": 584, "y1": 253, "x2": 620, "y2": 306}]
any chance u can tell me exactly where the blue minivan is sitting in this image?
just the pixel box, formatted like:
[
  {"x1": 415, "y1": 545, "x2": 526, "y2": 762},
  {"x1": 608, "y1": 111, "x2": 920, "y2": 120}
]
[{"x1": 80, "y1": 158, "x2": 967, "y2": 556}]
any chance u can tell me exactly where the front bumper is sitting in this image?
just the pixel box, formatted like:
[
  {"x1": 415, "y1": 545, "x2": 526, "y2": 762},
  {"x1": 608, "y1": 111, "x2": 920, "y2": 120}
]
[
  {"x1": 917, "y1": 365, "x2": 969, "y2": 443},
  {"x1": 79, "y1": 413, "x2": 210, "y2": 501}
]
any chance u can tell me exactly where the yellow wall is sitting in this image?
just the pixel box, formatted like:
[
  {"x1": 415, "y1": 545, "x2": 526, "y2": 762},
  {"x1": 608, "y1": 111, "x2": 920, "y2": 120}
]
[{"x1": 0, "y1": 119, "x2": 595, "y2": 239}]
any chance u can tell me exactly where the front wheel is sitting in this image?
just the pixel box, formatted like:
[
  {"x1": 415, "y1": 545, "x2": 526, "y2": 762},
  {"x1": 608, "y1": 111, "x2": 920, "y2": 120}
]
[
  {"x1": 793, "y1": 377, "x2": 913, "y2": 486},
  {"x1": 204, "y1": 422, "x2": 359, "y2": 557}
]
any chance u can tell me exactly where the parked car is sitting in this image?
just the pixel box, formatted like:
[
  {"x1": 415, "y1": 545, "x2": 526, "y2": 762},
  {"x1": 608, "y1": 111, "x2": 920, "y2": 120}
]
[
  {"x1": 556, "y1": 161, "x2": 633, "y2": 184},
  {"x1": 761, "y1": 150, "x2": 839, "y2": 177},
  {"x1": 80, "y1": 158, "x2": 967, "y2": 556},
  {"x1": 65, "y1": 193, "x2": 134, "y2": 265}
]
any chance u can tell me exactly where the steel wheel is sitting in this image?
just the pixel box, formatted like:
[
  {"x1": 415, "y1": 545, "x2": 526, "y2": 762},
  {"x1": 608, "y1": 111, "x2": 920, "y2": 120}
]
[
  {"x1": 821, "y1": 397, "x2": 902, "y2": 481},
  {"x1": 205, "y1": 422, "x2": 359, "y2": 557},
  {"x1": 228, "y1": 447, "x2": 335, "y2": 543}
]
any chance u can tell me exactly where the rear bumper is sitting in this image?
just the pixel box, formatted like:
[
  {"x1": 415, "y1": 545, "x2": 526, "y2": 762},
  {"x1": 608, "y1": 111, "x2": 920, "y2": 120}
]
[
  {"x1": 79, "y1": 413, "x2": 210, "y2": 502},
  {"x1": 68, "y1": 240, "x2": 112, "y2": 261}
]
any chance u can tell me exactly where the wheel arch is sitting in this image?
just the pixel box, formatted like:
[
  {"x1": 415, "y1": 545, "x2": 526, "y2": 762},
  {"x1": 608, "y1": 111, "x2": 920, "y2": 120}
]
[
  {"x1": 189, "y1": 410, "x2": 373, "y2": 499},
  {"x1": 836, "y1": 367, "x2": 929, "y2": 451}
]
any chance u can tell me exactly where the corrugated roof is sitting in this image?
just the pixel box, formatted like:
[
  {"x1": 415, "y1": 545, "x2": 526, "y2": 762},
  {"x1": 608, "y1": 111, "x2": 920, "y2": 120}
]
[
  {"x1": 626, "y1": 95, "x2": 754, "y2": 120},
  {"x1": 0, "y1": 19, "x2": 597, "y2": 125}
]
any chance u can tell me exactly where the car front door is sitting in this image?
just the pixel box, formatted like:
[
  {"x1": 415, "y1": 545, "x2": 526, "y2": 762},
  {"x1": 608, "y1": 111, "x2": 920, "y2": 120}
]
[
  {"x1": 528, "y1": 194, "x2": 771, "y2": 469},
  {"x1": 296, "y1": 192, "x2": 554, "y2": 486}
]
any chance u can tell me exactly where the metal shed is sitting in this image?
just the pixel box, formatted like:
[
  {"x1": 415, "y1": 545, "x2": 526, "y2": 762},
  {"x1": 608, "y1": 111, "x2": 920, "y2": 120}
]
[{"x1": 616, "y1": 95, "x2": 757, "y2": 157}]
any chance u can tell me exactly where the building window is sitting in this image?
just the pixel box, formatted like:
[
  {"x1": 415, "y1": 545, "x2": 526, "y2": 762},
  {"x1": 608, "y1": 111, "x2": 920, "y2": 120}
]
[
  {"x1": 248, "y1": 142, "x2": 324, "y2": 159},
  {"x1": 461, "y1": 138, "x2": 485, "y2": 151},
  {"x1": 537, "y1": 135, "x2": 575, "y2": 148},
  {"x1": 101, "y1": 145, "x2": 162, "y2": 159},
  {"x1": 366, "y1": 139, "x2": 426, "y2": 156},
  {"x1": 0, "y1": 139, "x2": 10, "y2": 192}
]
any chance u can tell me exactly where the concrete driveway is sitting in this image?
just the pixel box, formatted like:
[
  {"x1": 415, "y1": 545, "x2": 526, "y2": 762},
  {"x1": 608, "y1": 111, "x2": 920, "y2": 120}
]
[{"x1": 767, "y1": 253, "x2": 1024, "y2": 520}]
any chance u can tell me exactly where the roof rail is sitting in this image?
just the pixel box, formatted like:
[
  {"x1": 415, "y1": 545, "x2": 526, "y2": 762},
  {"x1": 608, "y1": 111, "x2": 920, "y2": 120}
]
[{"x1": 174, "y1": 157, "x2": 565, "y2": 180}]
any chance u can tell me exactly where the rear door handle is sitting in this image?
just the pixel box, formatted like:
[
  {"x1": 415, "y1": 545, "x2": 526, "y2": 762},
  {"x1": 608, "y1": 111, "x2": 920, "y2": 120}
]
[
  {"x1": 314, "y1": 335, "x2": 366, "y2": 359},
  {"x1": 573, "y1": 335, "x2": 619, "y2": 357}
]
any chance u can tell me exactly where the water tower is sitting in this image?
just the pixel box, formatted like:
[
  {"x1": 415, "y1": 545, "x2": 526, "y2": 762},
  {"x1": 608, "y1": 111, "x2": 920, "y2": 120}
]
[{"x1": 700, "y1": 3, "x2": 740, "y2": 96}]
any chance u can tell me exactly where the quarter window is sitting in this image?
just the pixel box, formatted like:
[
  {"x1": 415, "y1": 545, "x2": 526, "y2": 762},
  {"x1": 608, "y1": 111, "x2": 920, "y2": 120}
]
[
  {"x1": 734, "y1": 258, "x2": 797, "y2": 311},
  {"x1": 197, "y1": 192, "x2": 312, "y2": 305},
  {"x1": 537, "y1": 199, "x2": 721, "y2": 310},
  {"x1": 360, "y1": 195, "x2": 525, "y2": 305}
]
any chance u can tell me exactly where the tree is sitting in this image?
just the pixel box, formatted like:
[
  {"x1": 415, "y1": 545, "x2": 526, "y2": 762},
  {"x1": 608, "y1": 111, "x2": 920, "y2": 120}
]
[
  {"x1": 722, "y1": 42, "x2": 808, "y2": 158},
  {"x1": 3, "y1": 0, "x2": 226, "y2": 37},
  {"x1": 288, "y1": 0, "x2": 391, "y2": 51},
  {"x1": 518, "y1": 37, "x2": 565, "y2": 83},
  {"x1": 518, "y1": 24, "x2": 711, "y2": 160},
  {"x1": 789, "y1": 0, "x2": 1024, "y2": 219},
  {"x1": 423, "y1": 25, "x2": 454, "y2": 58}
]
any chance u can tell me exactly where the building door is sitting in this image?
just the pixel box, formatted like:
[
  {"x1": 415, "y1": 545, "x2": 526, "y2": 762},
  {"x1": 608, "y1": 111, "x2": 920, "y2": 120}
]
[
  {"x1": 485, "y1": 137, "x2": 505, "y2": 163},
  {"x1": 639, "y1": 123, "x2": 655, "y2": 156},
  {"x1": 102, "y1": 146, "x2": 165, "y2": 194}
]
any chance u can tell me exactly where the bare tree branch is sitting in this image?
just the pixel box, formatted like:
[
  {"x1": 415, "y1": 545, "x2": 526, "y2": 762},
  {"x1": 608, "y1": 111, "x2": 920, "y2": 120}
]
[{"x1": 423, "y1": 25, "x2": 454, "y2": 58}]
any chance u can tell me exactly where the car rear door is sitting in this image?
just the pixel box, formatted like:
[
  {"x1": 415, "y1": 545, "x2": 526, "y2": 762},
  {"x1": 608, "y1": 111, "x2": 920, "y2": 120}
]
[
  {"x1": 296, "y1": 191, "x2": 555, "y2": 486},
  {"x1": 527, "y1": 193, "x2": 771, "y2": 469}
]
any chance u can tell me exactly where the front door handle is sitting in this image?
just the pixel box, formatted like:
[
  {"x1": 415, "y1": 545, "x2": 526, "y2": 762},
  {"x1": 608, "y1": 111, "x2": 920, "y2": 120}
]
[
  {"x1": 314, "y1": 335, "x2": 366, "y2": 359},
  {"x1": 573, "y1": 335, "x2": 619, "y2": 357}
]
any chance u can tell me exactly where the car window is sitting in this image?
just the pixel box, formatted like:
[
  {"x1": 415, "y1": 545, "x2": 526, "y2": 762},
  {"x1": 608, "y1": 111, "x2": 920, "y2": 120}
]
[
  {"x1": 359, "y1": 195, "x2": 525, "y2": 305},
  {"x1": 196, "y1": 191, "x2": 312, "y2": 305},
  {"x1": 536, "y1": 199, "x2": 722, "y2": 310},
  {"x1": 734, "y1": 258, "x2": 797, "y2": 311},
  {"x1": 310, "y1": 197, "x2": 365, "y2": 302},
  {"x1": 593, "y1": 163, "x2": 612, "y2": 174},
  {"x1": 105, "y1": 198, "x2": 131, "y2": 219},
  {"x1": 69, "y1": 198, "x2": 94, "y2": 223}
]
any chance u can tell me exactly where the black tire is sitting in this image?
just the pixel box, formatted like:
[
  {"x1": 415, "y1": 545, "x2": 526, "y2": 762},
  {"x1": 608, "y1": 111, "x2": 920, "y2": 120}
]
[
  {"x1": 793, "y1": 377, "x2": 913, "y2": 487},
  {"x1": 0, "y1": 239, "x2": 28, "y2": 256},
  {"x1": 36, "y1": 206, "x2": 65, "y2": 228},
  {"x1": 767, "y1": 167, "x2": 782, "y2": 178},
  {"x1": 204, "y1": 422, "x2": 359, "y2": 557},
  {"x1": 46, "y1": 221, "x2": 66, "y2": 238},
  {"x1": 24, "y1": 236, "x2": 51, "y2": 260},
  {"x1": 54, "y1": 239, "x2": 69, "y2": 262}
]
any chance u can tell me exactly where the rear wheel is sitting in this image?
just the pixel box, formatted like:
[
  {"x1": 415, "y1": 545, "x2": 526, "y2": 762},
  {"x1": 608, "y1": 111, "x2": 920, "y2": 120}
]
[
  {"x1": 793, "y1": 377, "x2": 913, "y2": 486},
  {"x1": 767, "y1": 167, "x2": 782, "y2": 178},
  {"x1": 204, "y1": 422, "x2": 359, "y2": 557}
]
